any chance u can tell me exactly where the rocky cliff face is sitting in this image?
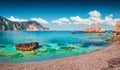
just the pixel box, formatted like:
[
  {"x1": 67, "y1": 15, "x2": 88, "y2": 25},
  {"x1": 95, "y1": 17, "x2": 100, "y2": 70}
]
[
  {"x1": 113, "y1": 20, "x2": 120, "y2": 32},
  {"x1": 82, "y1": 23, "x2": 105, "y2": 32},
  {"x1": 112, "y1": 20, "x2": 120, "y2": 41},
  {"x1": 0, "y1": 16, "x2": 49, "y2": 31}
]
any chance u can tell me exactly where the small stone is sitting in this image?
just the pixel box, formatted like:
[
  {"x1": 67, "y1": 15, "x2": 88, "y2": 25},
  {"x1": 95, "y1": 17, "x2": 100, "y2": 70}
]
[
  {"x1": 68, "y1": 46, "x2": 74, "y2": 50},
  {"x1": 95, "y1": 48, "x2": 100, "y2": 51},
  {"x1": 28, "y1": 51, "x2": 36, "y2": 55}
]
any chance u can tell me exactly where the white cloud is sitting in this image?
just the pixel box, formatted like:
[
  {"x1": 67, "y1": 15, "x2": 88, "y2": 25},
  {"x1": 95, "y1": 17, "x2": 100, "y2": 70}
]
[
  {"x1": 70, "y1": 16, "x2": 92, "y2": 25},
  {"x1": 69, "y1": 10, "x2": 120, "y2": 26},
  {"x1": 104, "y1": 15, "x2": 120, "y2": 25},
  {"x1": 89, "y1": 10, "x2": 101, "y2": 18},
  {"x1": 51, "y1": 18, "x2": 70, "y2": 25},
  {"x1": 8, "y1": 16, "x2": 28, "y2": 22},
  {"x1": 31, "y1": 18, "x2": 48, "y2": 24}
]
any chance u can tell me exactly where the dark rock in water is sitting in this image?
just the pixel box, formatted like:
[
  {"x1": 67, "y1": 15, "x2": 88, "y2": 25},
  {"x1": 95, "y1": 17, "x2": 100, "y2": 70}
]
[
  {"x1": 60, "y1": 46, "x2": 74, "y2": 50},
  {"x1": 106, "y1": 37, "x2": 112, "y2": 41},
  {"x1": 68, "y1": 46, "x2": 74, "y2": 50},
  {"x1": 15, "y1": 42, "x2": 39, "y2": 51},
  {"x1": 112, "y1": 33, "x2": 120, "y2": 41},
  {"x1": 82, "y1": 41, "x2": 107, "y2": 47},
  {"x1": 10, "y1": 53, "x2": 23, "y2": 59},
  {"x1": 71, "y1": 31, "x2": 76, "y2": 34},
  {"x1": 48, "y1": 49, "x2": 56, "y2": 53},
  {"x1": 57, "y1": 43, "x2": 65, "y2": 46},
  {"x1": 0, "y1": 46, "x2": 5, "y2": 48}
]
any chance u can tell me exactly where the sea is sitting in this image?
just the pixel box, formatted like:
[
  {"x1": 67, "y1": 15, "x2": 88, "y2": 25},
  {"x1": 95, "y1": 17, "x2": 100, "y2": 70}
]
[{"x1": 0, "y1": 31, "x2": 113, "y2": 63}]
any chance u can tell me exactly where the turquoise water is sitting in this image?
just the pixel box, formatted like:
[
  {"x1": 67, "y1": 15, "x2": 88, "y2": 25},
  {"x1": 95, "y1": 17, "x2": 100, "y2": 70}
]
[{"x1": 0, "y1": 31, "x2": 112, "y2": 63}]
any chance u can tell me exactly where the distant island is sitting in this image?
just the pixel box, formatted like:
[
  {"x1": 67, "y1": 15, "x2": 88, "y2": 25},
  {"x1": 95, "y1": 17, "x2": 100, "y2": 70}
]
[{"x1": 0, "y1": 16, "x2": 49, "y2": 31}]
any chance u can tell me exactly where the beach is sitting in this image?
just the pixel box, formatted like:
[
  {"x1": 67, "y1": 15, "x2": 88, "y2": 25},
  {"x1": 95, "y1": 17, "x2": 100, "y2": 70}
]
[{"x1": 0, "y1": 42, "x2": 120, "y2": 70}]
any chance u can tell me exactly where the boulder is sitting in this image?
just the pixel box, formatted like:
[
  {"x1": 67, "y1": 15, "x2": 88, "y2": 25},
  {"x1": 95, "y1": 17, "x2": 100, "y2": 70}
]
[
  {"x1": 15, "y1": 42, "x2": 39, "y2": 51},
  {"x1": 82, "y1": 24, "x2": 105, "y2": 33}
]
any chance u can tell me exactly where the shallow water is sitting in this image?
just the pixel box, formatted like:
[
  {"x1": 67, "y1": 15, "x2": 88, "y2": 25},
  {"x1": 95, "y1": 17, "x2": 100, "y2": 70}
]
[{"x1": 0, "y1": 31, "x2": 112, "y2": 63}]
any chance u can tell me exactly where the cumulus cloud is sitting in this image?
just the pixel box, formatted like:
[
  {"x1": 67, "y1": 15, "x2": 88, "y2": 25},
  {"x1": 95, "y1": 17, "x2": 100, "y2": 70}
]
[
  {"x1": 70, "y1": 16, "x2": 92, "y2": 25},
  {"x1": 104, "y1": 15, "x2": 120, "y2": 25},
  {"x1": 89, "y1": 10, "x2": 101, "y2": 18},
  {"x1": 8, "y1": 16, "x2": 28, "y2": 22},
  {"x1": 51, "y1": 18, "x2": 70, "y2": 25},
  {"x1": 69, "y1": 10, "x2": 120, "y2": 25},
  {"x1": 31, "y1": 18, "x2": 48, "y2": 24}
]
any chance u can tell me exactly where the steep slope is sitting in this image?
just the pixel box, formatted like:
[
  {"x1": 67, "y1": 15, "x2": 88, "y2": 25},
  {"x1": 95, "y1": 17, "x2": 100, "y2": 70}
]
[{"x1": 0, "y1": 16, "x2": 49, "y2": 31}]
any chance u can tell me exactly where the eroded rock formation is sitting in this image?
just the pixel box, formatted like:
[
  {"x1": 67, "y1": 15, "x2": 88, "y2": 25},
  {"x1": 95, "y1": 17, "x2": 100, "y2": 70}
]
[
  {"x1": 113, "y1": 20, "x2": 120, "y2": 32},
  {"x1": 15, "y1": 42, "x2": 39, "y2": 51},
  {"x1": 82, "y1": 24, "x2": 105, "y2": 33},
  {"x1": 112, "y1": 20, "x2": 120, "y2": 41}
]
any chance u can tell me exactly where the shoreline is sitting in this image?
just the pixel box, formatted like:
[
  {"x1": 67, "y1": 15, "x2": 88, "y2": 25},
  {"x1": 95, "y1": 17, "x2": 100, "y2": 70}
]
[{"x1": 0, "y1": 42, "x2": 120, "y2": 70}]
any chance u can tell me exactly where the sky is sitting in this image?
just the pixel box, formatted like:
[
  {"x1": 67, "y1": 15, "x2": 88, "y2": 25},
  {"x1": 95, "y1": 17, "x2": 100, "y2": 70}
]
[{"x1": 0, "y1": 0, "x2": 120, "y2": 30}]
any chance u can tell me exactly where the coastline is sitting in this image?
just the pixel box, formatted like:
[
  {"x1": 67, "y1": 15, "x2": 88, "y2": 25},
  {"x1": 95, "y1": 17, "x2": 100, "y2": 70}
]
[{"x1": 0, "y1": 42, "x2": 120, "y2": 70}]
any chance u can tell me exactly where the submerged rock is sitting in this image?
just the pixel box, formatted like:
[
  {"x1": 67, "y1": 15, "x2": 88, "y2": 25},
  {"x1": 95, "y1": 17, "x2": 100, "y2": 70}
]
[
  {"x1": 68, "y1": 46, "x2": 74, "y2": 50},
  {"x1": 71, "y1": 31, "x2": 76, "y2": 34},
  {"x1": 37, "y1": 49, "x2": 47, "y2": 53},
  {"x1": 15, "y1": 42, "x2": 39, "y2": 51},
  {"x1": 27, "y1": 51, "x2": 36, "y2": 55},
  {"x1": 10, "y1": 53, "x2": 23, "y2": 59},
  {"x1": 60, "y1": 46, "x2": 74, "y2": 50},
  {"x1": 82, "y1": 23, "x2": 105, "y2": 33}
]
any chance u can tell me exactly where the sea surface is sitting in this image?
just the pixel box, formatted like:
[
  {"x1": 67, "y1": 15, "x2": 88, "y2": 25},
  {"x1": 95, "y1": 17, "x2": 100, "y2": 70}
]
[{"x1": 0, "y1": 31, "x2": 113, "y2": 63}]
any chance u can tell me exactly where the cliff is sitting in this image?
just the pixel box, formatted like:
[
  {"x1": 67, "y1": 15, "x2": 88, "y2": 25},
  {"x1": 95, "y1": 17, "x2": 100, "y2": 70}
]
[
  {"x1": 112, "y1": 20, "x2": 120, "y2": 41},
  {"x1": 0, "y1": 16, "x2": 49, "y2": 31},
  {"x1": 82, "y1": 23, "x2": 105, "y2": 33}
]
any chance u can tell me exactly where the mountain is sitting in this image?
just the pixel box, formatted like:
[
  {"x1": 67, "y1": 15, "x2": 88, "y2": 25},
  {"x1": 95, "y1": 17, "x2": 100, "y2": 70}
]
[{"x1": 0, "y1": 16, "x2": 49, "y2": 31}]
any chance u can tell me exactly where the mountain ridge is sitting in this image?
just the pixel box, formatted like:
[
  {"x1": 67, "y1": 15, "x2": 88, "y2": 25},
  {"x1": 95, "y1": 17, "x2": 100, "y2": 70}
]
[{"x1": 0, "y1": 16, "x2": 49, "y2": 31}]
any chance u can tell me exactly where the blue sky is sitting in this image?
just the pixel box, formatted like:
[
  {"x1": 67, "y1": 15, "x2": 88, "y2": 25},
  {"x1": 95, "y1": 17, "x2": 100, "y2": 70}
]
[{"x1": 0, "y1": 0, "x2": 120, "y2": 30}]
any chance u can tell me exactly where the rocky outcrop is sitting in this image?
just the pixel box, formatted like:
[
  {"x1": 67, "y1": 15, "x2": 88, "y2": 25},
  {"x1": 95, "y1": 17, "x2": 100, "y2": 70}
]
[
  {"x1": 15, "y1": 42, "x2": 39, "y2": 51},
  {"x1": 112, "y1": 20, "x2": 120, "y2": 41},
  {"x1": 82, "y1": 24, "x2": 105, "y2": 33},
  {"x1": 0, "y1": 16, "x2": 49, "y2": 31},
  {"x1": 113, "y1": 20, "x2": 120, "y2": 32}
]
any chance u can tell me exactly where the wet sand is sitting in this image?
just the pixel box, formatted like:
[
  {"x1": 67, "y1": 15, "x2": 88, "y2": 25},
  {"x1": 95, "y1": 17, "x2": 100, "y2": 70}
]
[{"x1": 0, "y1": 42, "x2": 120, "y2": 70}]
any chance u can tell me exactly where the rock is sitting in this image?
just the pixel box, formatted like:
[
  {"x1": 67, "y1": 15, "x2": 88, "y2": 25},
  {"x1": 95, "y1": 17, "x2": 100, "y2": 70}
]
[
  {"x1": 15, "y1": 42, "x2": 39, "y2": 51},
  {"x1": 113, "y1": 20, "x2": 120, "y2": 32},
  {"x1": 10, "y1": 53, "x2": 23, "y2": 59},
  {"x1": 60, "y1": 46, "x2": 74, "y2": 50},
  {"x1": 71, "y1": 31, "x2": 76, "y2": 34},
  {"x1": 68, "y1": 46, "x2": 74, "y2": 50},
  {"x1": 112, "y1": 33, "x2": 120, "y2": 41},
  {"x1": 82, "y1": 23, "x2": 105, "y2": 33},
  {"x1": 0, "y1": 46, "x2": 5, "y2": 48},
  {"x1": 106, "y1": 37, "x2": 112, "y2": 41},
  {"x1": 95, "y1": 48, "x2": 100, "y2": 51},
  {"x1": 37, "y1": 49, "x2": 47, "y2": 53},
  {"x1": 112, "y1": 20, "x2": 120, "y2": 41},
  {"x1": 28, "y1": 51, "x2": 36, "y2": 55}
]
